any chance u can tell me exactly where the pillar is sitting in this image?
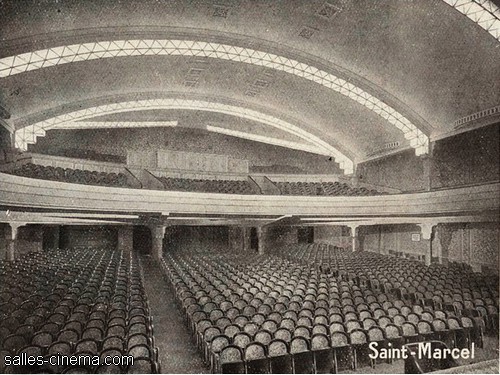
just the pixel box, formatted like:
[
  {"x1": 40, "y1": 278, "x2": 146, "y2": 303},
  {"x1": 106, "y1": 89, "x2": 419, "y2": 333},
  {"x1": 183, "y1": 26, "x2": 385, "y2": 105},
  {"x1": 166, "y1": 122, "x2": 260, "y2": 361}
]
[
  {"x1": 228, "y1": 227, "x2": 245, "y2": 252},
  {"x1": 378, "y1": 225, "x2": 386, "y2": 255},
  {"x1": 242, "y1": 227, "x2": 252, "y2": 253},
  {"x1": 418, "y1": 223, "x2": 435, "y2": 266},
  {"x1": 150, "y1": 225, "x2": 167, "y2": 260},
  {"x1": 347, "y1": 224, "x2": 359, "y2": 252},
  {"x1": 437, "y1": 224, "x2": 452, "y2": 265},
  {"x1": 31, "y1": 226, "x2": 43, "y2": 253},
  {"x1": 422, "y1": 155, "x2": 432, "y2": 192},
  {"x1": 50, "y1": 225, "x2": 60, "y2": 250},
  {"x1": 256, "y1": 226, "x2": 267, "y2": 255},
  {"x1": 431, "y1": 225, "x2": 443, "y2": 264},
  {"x1": 234, "y1": 227, "x2": 252, "y2": 253},
  {"x1": 117, "y1": 226, "x2": 133, "y2": 254},
  {"x1": 6, "y1": 223, "x2": 24, "y2": 261}
]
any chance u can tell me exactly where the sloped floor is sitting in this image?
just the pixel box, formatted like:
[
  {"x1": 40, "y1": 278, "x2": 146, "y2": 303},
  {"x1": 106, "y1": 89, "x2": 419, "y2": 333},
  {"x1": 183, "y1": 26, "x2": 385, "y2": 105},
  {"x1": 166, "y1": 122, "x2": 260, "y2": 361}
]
[{"x1": 140, "y1": 254, "x2": 499, "y2": 374}]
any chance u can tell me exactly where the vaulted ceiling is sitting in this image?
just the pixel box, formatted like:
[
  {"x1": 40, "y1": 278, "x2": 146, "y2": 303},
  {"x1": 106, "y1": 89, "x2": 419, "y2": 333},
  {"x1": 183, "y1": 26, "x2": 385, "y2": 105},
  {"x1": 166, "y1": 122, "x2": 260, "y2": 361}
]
[{"x1": 1, "y1": 0, "x2": 499, "y2": 174}]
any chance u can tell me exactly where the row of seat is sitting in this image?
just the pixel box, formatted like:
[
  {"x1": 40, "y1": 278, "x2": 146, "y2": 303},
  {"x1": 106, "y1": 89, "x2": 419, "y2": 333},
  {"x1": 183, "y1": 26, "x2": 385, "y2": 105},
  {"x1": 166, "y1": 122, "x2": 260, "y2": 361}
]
[
  {"x1": 157, "y1": 176, "x2": 259, "y2": 194},
  {"x1": 159, "y1": 247, "x2": 496, "y2": 373},
  {"x1": 0, "y1": 247, "x2": 160, "y2": 374},
  {"x1": 281, "y1": 244, "x2": 498, "y2": 301},
  {"x1": 6, "y1": 163, "x2": 132, "y2": 188},
  {"x1": 273, "y1": 181, "x2": 382, "y2": 196},
  {"x1": 279, "y1": 244, "x2": 499, "y2": 331},
  {"x1": 4, "y1": 162, "x2": 389, "y2": 196}
]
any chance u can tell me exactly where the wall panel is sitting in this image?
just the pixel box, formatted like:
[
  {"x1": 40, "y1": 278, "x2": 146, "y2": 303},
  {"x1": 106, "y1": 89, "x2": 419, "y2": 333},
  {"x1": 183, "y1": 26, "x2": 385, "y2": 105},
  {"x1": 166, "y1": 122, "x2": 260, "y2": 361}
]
[
  {"x1": 432, "y1": 123, "x2": 500, "y2": 189},
  {"x1": 357, "y1": 149, "x2": 426, "y2": 192},
  {"x1": 60, "y1": 225, "x2": 117, "y2": 249}
]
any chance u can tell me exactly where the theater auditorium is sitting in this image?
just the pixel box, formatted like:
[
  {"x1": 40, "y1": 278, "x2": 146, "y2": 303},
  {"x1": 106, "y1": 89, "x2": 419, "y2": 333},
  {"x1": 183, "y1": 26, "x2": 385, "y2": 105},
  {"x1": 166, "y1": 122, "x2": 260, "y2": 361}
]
[{"x1": 0, "y1": 0, "x2": 499, "y2": 374}]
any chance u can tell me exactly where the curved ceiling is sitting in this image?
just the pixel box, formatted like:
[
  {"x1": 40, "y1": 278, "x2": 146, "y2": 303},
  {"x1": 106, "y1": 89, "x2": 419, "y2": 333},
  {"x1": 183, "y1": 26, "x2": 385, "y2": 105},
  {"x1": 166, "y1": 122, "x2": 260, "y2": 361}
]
[{"x1": 0, "y1": 0, "x2": 498, "y2": 173}]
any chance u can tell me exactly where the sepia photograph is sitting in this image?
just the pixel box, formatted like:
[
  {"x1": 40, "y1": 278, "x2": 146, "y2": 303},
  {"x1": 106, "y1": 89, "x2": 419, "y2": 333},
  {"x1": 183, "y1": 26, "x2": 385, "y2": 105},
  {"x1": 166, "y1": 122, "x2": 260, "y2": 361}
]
[{"x1": 0, "y1": 0, "x2": 499, "y2": 373}]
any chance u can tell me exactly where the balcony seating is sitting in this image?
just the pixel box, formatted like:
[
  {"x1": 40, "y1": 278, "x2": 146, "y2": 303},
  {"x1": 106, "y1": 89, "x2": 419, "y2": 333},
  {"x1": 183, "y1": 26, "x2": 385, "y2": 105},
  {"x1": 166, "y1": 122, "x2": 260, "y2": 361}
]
[
  {"x1": 0, "y1": 247, "x2": 160, "y2": 374},
  {"x1": 7, "y1": 163, "x2": 132, "y2": 188},
  {"x1": 159, "y1": 244, "x2": 498, "y2": 373},
  {"x1": 4, "y1": 163, "x2": 391, "y2": 196},
  {"x1": 158, "y1": 176, "x2": 259, "y2": 195},
  {"x1": 274, "y1": 181, "x2": 382, "y2": 196}
]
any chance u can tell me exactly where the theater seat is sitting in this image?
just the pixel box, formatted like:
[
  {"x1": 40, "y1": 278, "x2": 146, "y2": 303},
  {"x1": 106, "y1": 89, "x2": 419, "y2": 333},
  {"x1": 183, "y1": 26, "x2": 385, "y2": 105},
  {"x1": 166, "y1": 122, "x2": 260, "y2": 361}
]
[{"x1": 403, "y1": 341, "x2": 459, "y2": 374}]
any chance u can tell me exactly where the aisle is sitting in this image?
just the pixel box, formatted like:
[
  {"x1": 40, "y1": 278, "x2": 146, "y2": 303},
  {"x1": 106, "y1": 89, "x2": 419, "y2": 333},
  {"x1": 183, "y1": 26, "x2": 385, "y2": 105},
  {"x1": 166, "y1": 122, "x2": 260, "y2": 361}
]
[{"x1": 141, "y1": 255, "x2": 208, "y2": 374}]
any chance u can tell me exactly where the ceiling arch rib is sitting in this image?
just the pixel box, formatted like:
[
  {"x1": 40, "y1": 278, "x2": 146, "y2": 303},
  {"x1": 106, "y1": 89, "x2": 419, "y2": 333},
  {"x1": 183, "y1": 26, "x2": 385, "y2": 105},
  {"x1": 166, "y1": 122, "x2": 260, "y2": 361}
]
[
  {"x1": 442, "y1": 0, "x2": 500, "y2": 41},
  {"x1": 0, "y1": 39, "x2": 428, "y2": 156},
  {"x1": 56, "y1": 121, "x2": 178, "y2": 130},
  {"x1": 14, "y1": 98, "x2": 354, "y2": 174},
  {"x1": 205, "y1": 125, "x2": 326, "y2": 155}
]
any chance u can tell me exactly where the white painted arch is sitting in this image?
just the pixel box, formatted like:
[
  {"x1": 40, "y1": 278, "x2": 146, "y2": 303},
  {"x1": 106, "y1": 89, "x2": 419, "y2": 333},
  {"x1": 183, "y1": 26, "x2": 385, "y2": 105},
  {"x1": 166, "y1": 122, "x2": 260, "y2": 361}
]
[
  {"x1": 1, "y1": 39, "x2": 429, "y2": 156},
  {"x1": 14, "y1": 97, "x2": 355, "y2": 174}
]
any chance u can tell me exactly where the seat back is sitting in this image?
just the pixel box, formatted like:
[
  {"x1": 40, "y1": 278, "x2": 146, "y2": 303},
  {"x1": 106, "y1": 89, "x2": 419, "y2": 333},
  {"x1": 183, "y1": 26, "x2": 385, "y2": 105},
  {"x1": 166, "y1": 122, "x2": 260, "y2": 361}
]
[
  {"x1": 268, "y1": 339, "x2": 289, "y2": 357},
  {"x1": 290, "y1": 336, "x2": 309, "y2": 354},
  {"x1": 220, "y1": 345, "x2": 244, "y2": 366},
  {"x1": 330, "y1": 331, "x2": 349, "y2": 348},
  {"x1": 311, "y1": 333, "x2": 330, "y2": 351},
  {"x1": 245, "y1": 342, "x2": 267, "y2": 360}
]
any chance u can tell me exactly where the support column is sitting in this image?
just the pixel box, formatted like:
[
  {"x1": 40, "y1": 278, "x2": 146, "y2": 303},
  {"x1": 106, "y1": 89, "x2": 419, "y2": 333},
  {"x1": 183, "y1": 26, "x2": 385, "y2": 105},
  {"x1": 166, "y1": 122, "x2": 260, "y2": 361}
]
[
  {"x1": 242, "y1": 227, "x2": 252, "y2": 253},
  {"x1": 437, "y1": 224, "x2": 452, "y2": 265},
  {"x1": 422, "y1": 155, "x2": 432, "y2": 192},
  {"x1": 228, "y1": 227, "x2": 246, "y2": 253},
  {"x1": 378, "y1": 226, "x2": 385, "y2": 255},
  {"x1": 418, "y1": 223, "x2": 435, "y2": 266},
  {"x1": 150, "y1": 225, "x2": 167, "y2": 261},
  {"x1": 431, "y1": 225, "x2": 443, "y2": 264},
  {"x1": 117, "y1": 226, "x2": 133, "y2": 254},
  {"x1": 256, "y1": 226, "x2": 267, "y2": 255},
  {"x1": 51, "y1": 225, "x2": 60, "y2": 250},
  {"x1": 6, "y1": 223, "x2": 24, "y2": 261},
  {"x1": 347, "y1": 224, "x2": 359, "y2": 252}
]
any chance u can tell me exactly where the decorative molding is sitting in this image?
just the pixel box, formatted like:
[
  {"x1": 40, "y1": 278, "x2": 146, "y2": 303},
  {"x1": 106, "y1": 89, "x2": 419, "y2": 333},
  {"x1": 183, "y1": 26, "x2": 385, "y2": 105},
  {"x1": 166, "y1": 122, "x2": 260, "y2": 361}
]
[
  {"x1": 316, "y1": 2, "x2": 342, "y2": 20},
  {"x1": 56, "y1": 121, "x2": 178, "y2": 130},
  {"x1": 0, "y1": 118, "x2": 15, "y2": 134},
  {"x1": 0, "y1": 39, "x2": 428, "y2": 155},
  {"x1": 212, "y1": 4, "x2": 231, "y2": 18},
  {"x1": 431, "y1": 105, "x2": 500, "y2": 142},
  {"x1": 442, "y1": 0, "x2": 500, "y2": 41},
  {"x1": 454, "y1": 105, "x2": 500, "y2": 128},
  {"x1": 244, "y1": 69, "x2": 275, "y2": 97},
  {"x1": 298, "y1": 26, "x2": 318, "y2": 39},
  {"x1": 1, "y1": 172, "x2": 497, "y2": 218},
  {"x1": 183, "y1": 57, "x2": 210, "y2": 88},
  {"x1": 385, "y1": 141, "x2": 401, "y2": 149},
  {"x1": 363, "y1": 141, "x2": 404, "y2": 160}
]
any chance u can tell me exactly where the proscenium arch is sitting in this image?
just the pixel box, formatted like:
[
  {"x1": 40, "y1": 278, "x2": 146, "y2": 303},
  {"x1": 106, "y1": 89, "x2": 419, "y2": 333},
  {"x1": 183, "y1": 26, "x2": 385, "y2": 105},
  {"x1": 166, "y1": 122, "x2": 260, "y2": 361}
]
[
  {"x1": 14, "y1": 97, "x2": 355, "y2": 174},
  {"x1": 1, "y1": 39, "x2": 429, "y2": 156}
]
